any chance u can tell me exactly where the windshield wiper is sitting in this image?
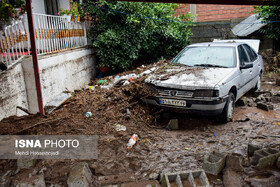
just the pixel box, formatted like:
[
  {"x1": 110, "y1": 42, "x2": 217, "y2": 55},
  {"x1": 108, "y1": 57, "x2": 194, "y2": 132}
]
[
  {"x1": 172, "y1": 63, "x2": 193, "y2": 67},
  {"x1": 194, "y1": 64, "x2": 227, "y2": 68}
]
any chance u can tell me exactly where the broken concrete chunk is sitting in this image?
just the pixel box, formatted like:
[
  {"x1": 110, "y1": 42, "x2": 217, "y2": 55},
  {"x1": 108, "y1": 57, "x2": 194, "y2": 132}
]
[
  {"x1": 202, "y1": 151, "x2": 227, "y2": 175},
  {"x1": 257, "y1": 102, "x2": 273, "y2": 111},
  {"x1": 167, "y1": 119, "x2": 178, "y2": 130},
  {"x1": 17, "y1": 159, "x2": 37, "y2": 169},
  {"x1": 15, "y1": 174, "x2": 46, "y2": 187},
  {"x1": 67, "y1": 162, "x2": 94, "y2": 187},
  {"x1": 226, "y1": 153, "x2": 244, "y2": 172},
  {"x1": 251, "y1": 148, "x2": 280, "y2": 169},
  {"x1": 248, "y1": 140, "x2": 263, "y2": 157}
]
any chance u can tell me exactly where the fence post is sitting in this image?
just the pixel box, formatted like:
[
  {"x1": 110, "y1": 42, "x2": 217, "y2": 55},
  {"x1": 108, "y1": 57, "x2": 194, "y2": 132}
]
[{"x1": 26, "y1": 0, "x2": 45, "y2": 115}]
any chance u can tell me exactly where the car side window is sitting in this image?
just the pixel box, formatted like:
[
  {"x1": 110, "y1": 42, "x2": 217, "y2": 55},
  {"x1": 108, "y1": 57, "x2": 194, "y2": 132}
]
[
  {"x1": 243, "y1": 44, "x2": 257, "y2": 62},
  {"x1": 237, "y1": 45, "x2": 250, "y2": 66}
]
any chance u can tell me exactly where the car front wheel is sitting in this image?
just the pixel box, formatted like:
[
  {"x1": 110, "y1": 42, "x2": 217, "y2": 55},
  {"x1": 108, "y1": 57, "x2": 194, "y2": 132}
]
[{"x1": 219, "y1": 92, "x2": 235, "y2": 123}]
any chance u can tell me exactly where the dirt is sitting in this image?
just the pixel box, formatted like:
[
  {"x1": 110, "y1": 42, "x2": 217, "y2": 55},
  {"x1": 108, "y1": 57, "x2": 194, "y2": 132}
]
[{"x1": 0, "y1": 60, "x2": 280, "y2": 186}]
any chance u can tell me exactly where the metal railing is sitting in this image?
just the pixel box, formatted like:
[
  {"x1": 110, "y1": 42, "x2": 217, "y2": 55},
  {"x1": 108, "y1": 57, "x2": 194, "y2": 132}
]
[{"x1": 0, "y1": 13, "x2": 90, "y2": 69}]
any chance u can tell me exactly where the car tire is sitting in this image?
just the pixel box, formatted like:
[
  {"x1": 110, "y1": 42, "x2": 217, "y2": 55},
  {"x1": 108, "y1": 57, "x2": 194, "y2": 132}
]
[
  {"x1": 252, "y1": 74, "x2": 261, "y2": 92},
  {"x1": 219, "y1": 92, "x2": 235, "y2": 123}
]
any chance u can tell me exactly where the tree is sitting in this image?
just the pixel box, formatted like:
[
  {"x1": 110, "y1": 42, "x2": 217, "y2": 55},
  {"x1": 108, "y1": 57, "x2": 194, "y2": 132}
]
[
  {"x1": 83, "y1": 0, "x2": 193, "y2": 70},
  {"x1": 255, "y1": 6, "x2": 280, "y2": 42}
]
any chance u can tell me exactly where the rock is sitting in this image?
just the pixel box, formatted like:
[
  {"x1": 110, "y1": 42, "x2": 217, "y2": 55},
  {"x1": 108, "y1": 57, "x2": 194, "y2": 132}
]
[
  {"x1": 149, "y1": 173, "x2": 159, "y2": 180},
  {"x1": 223, "y1": 169, "x2": 243, "y2": 187},
  {"x1": 271, "y1": 95, "x2": 280, "y2": 103},
  {"x1": 15, "y1": 174, "x2": 46, "y2": 187},
  {"x1": 257, "y1": 102, "x2": 273, "y2": 111},
  {"x1": 17, "y1": 159, "x2": 37, "y2": 169},
  {"x1": 167, "y1": 119, "x2": 178, "y2": 130},
  {"x1": 248, "y1": 140, "x2": 263, "y2": 157},
  {"x1": 202, "y1": 151, "x2": 227, "y2": 175},
  {"x1": 226, "y1": 153, "x2": 244, "y2": 171},
  {"x1": 67, "y1": 162, "x2": 94, "y2": 187}
]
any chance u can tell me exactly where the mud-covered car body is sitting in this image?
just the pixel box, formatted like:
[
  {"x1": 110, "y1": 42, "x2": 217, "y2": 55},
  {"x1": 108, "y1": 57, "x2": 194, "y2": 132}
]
[{"x1": 142, "y1": 40, "x2": 264, "y2": 121}]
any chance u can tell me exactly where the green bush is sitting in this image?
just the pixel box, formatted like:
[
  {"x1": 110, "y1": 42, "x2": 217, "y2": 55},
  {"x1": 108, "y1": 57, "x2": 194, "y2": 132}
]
[{"x1": 83, "y1": 0, "x2": 193, "y2": 70}]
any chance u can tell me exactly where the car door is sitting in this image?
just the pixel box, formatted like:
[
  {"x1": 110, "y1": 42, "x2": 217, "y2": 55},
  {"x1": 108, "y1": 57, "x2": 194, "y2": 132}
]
[
  {"x1": 237, "y1": 45, "x2": 252, "y2": 97},
  {"x1": 242, "y1": 44, "x2": 261, "y2": 80}
]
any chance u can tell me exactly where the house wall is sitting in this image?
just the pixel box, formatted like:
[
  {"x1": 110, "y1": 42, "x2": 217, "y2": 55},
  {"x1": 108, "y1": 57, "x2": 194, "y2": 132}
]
[
  {"x1": 175, "y1": 4, "x2": 254, "y2": 22},
  {"x1": 0, "y1": 62, "x2": 29, "y2": 120},
  {"x1": 22, "y1": 47, "x2": 96, "y2": 114},
  {"x1": 0, "y1": 47, "x2": 96, "y2": 120},
  {"x1": 32, "y1": 0, "x2": 46, "y2": 14}
]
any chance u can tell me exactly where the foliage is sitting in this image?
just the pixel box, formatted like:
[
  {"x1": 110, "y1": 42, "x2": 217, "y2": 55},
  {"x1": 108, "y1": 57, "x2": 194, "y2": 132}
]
[
  {"x1": 83, "y1": 0, "x2": 193, "y2": 70},
  {"x1": 59, "y1": 7, "x2": 71, "y2": 16},
  {"x1": 254, "y1": 6, "x2": 280, "y2": 41},
  {"x1": 0, "y1": 0, "x2": 25, "y2": 22}
]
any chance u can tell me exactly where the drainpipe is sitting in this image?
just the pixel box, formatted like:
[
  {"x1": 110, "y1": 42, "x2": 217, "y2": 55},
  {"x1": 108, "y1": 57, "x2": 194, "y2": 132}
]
[{"x1": 26, "y1": 0, "x2": 45, "y2": 115}]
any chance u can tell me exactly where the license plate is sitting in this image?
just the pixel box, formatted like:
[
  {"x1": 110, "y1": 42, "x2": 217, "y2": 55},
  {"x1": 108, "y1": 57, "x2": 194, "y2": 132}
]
[{"x1": 160, "y1": 99, "x2": 186, "y2": 107}]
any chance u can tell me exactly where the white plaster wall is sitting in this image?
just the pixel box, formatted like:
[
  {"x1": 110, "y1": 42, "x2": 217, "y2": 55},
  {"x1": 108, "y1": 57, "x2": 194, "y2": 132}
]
[
  {"x1": 59, "y1": 0, "x2": 70, "y2": 10},
  {"x1": 32, "y1": 0, "x2": 46, "y2": 14},
  {"x1": 22, "y1": 47, "x2": 96, "y2": 113},
  {"x1": 0, "y1": 63, "x2": 29, "y2": 120}
]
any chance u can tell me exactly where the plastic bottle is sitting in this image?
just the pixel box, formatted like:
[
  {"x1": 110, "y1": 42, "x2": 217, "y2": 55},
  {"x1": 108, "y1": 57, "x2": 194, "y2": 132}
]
[
  {"x1": 126, "y1": 134, "x2": 138, "y2": 150},
  {"x1": 85, "y1": 112, "x2": 92, "y2": 117}
]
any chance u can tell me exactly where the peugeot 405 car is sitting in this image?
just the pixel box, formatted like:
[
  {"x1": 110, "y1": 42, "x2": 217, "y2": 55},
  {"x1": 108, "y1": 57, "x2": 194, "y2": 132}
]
[{"x1": 142, "y1": 40, "x2": 264, "y2": 122}]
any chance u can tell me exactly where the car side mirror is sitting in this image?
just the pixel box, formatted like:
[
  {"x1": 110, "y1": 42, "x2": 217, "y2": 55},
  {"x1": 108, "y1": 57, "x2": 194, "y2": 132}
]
[{"x1": 240, "y1": 63, "x2": 253, "y2": 69}]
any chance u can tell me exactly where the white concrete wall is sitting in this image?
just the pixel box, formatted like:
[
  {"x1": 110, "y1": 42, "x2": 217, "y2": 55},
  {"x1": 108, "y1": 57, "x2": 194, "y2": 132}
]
[
  {"x1": 32, "y1": 0, "x2": 46, "y2": 14},
  {"x1": 0, "y1": 47, "x2": 96, "y2": 120},
  {"x1": 59, "y1": 0, "x2": 70, "y2": 10},
  {"x1": 22, "y1": 48, "x2": 96, "y2": 113},
  {"x1": 0, "y1": 63, "x2": 29, "y2": 120}
]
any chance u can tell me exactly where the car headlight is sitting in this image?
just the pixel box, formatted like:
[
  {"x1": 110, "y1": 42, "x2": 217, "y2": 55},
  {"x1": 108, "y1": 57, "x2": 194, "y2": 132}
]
[{"x1": 193, "y1": 90, "x2": 219, "y2": 97}]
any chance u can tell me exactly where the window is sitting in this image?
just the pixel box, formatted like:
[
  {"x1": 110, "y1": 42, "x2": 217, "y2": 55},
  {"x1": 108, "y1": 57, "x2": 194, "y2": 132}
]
[
  {"x1": 45, "y1": 0, "x2": 59, "y2": 15},
  {"x1": 237, "y1": 45, "x2": 249, "y2": 66},
  {"x1": 173, "y1": 46, "x2": 236, "y2": 68},
  {"x1": 243, "y1": 44, "x2": 257, "y2": 62}
]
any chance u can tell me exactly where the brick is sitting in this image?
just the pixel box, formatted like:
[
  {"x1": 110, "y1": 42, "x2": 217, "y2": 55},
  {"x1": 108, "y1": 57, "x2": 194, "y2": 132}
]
[
  {"x1": 202, "y1": 151, "x2": 227, "y2": 175},
  {"x1": 67, "y1": 162, "x2": 94, "y2": 187},
  {"x1": 167, "y1": 119, "x2": 178, "y2": 130},
  {"x1": 251, "y1": 148, "x2": 280, "y2": 169},
  {"x1": 98, "y1": 173, "x2": 135, "y2": 186},
  {"x1": 161, "y1": 169, "x2": 209, "y2": 187}
]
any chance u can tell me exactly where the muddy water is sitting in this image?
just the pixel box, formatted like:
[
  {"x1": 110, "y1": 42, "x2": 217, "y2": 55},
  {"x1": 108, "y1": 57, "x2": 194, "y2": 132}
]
[{"x1": 93, "y1": 103, "x2": 280, "y2": 181}]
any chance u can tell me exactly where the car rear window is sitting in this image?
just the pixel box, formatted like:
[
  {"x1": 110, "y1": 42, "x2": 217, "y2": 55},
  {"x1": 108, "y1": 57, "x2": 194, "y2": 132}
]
[{"x1": 173, "y1": 46, "x2": 236, "y2": 68}]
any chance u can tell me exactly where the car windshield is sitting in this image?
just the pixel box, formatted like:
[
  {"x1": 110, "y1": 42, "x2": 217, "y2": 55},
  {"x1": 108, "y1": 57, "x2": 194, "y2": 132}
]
[{"x1": 173, "y1": 46, "x2": 236, "y2": 68}]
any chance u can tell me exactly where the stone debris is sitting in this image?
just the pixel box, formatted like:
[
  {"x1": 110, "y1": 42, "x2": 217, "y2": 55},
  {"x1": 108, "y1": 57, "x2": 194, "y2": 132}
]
[
  {"x1": 17, "y1": 159, "x2": 37, "y2": 169},
  {"x1": 225, "y1": 153, "x2": 244, "y2": 172},
  {"x1": 248, "y1": 139, "x2": 263, "y2": 157},
  {"x1": 202, "y1": 151, "x2": 227, "y2": 175},
  {"x1": 257, "y1": 101, "x2": 274, "y2": 111},
  {"x1": 167, "y1": 119, "x2": 178, "y2": 130},
  {"x1": 67, "y1": 162, "x2": 94, "y2": 187},
  {"x1": 98, "y1": 173, "x2": 135, "y2": 186},
  {"x1": 222, "y1": 169, "x2": 243, "y2": 187},
  {"x1": 121, "y1": 180, "x2": 160, "y2": 187},
  {"x1": 15, "y1": 174, "x2": 46, "y2": 187},
  {"x1": 251, "y1": 148, "x2": 280, "y2": 169}
]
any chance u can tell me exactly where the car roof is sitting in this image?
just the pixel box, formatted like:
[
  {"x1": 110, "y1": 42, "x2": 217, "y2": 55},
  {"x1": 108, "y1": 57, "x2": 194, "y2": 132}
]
[{"x1": 188, "y1": 42, "x2": 243, "y2": 48}]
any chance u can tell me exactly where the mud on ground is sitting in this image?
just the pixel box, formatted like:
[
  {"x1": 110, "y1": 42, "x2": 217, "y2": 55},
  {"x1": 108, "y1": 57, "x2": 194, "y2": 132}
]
[{"x1": 0, "y1": 61, "x2": 280, "y2": 186}]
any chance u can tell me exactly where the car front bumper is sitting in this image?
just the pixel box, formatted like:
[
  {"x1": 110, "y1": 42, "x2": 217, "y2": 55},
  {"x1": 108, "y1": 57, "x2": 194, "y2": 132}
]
[{"x1": 141, "y1": 95, "x2": 228, "y2": 115}]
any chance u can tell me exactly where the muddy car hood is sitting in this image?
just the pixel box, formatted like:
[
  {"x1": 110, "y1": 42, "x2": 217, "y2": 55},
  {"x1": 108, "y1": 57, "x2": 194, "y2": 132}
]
[{"x1": 145, "y1": 66, "x2": 235, "y2": 90}]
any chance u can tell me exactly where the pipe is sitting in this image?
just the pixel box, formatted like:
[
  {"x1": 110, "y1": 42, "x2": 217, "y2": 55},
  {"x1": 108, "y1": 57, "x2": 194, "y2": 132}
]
[{"x1": 26, "y1": 0, "x2": 45, "y2": 115}]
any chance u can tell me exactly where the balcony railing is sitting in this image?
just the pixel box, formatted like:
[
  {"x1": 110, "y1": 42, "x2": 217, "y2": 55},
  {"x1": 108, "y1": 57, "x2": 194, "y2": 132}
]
[{"x1": 0, "y1": 13, "x2": 90, "y2": 69}]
